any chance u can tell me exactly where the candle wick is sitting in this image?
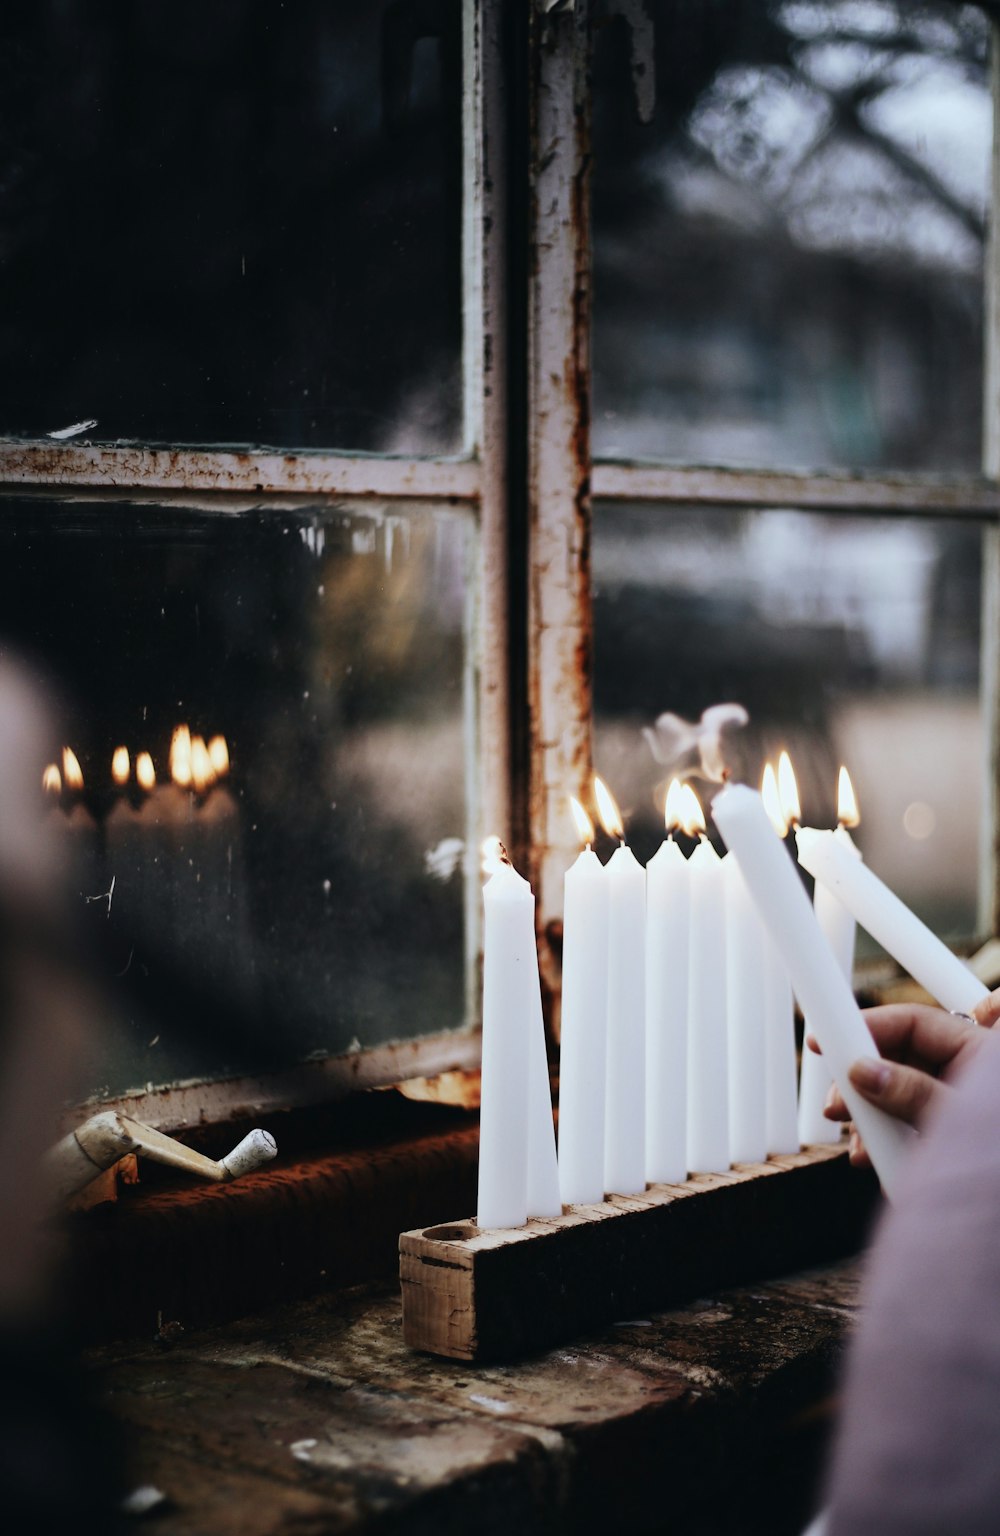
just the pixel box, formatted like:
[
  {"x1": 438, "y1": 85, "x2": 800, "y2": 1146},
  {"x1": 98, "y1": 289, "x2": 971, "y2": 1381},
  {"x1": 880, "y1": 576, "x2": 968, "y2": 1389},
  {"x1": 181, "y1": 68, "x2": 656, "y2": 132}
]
[
  {"x1": 619, "y1": 837, "x2": 625, "y2": 849},
  {"x1": 585, "y1": 841, "x2": 592, "y2": 852},
  {"x1": 721, "y1": 767, "x2": 731, "y2": 783}
]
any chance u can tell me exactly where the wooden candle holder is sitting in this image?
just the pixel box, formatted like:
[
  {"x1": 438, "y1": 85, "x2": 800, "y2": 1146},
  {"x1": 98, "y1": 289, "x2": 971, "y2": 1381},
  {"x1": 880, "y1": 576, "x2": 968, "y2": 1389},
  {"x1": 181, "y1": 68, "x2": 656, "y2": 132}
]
[{"x1": 400, "y1": 1142, "x2": 872, "y2": 1362}]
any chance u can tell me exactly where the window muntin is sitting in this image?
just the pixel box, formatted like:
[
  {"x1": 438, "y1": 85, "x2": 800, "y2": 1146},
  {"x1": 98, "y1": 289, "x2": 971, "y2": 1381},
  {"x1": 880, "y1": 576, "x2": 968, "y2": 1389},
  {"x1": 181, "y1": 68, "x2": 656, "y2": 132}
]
[
  {"x1": 591, "y1": 1, "x2": 991, "y2": 473},
  {"x1": 592, "y1": 500, "x2": 984, "y2": 949},
  {"x1": 2, "y1": 498, "x2": 474, "y2": 1099},
  {"x1": 0, "y1": 2, "x2": 464, "y2": 453}
]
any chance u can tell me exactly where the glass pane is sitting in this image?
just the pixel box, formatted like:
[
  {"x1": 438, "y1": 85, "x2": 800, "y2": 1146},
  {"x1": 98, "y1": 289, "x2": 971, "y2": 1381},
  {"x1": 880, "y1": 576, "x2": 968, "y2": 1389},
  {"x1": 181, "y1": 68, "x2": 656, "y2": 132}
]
[
  {"x1": 0, "y1": 498, "x2": 473, "y2": 1098},
  {"x1": 592, "y1": 501, "x2": 983, "y2": 948},
  {"x1": 592, "y1": 1, "x2": 990, "y2": 473},
  {"x1": 0, "y1": 2, "x2": 463, "y2": 453}
]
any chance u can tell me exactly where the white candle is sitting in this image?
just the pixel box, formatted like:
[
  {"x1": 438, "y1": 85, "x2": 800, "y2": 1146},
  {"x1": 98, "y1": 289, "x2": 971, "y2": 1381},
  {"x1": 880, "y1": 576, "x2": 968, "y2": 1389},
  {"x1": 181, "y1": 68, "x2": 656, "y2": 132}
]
[
  {"x1": 527, "y1": 961, "x2": 562, "y2": 1219},
  {"x1": 763, "y1": 929, "x2": 799, "y2": 1155},
  {"x1": 604, "y1": 841, "x2": 647, "y2": 1195},
  {"x1": 558, "y1": 809, "x2": 609, "y2": 1206},
  {"x1": 712, "y1": 784, "x2": 914, "y2": 1197},
  {"x1": 725, "y1": 856, "x2": 767, "y2": 1165},
  {"x1": 646, "y1": 829, "x2": 689, "y2": 1185},
  {"x1": 687, "y1": 836, "x2": 729, "y2": 1174},
  {"x1": 799, "y1": 824, "x2": 859, "y2": 1145},
  {"x1": 796, "y1": 827, "x2": 989, "y2": 1015},
  {"x1": 477, "y1": 855, "x2": 532, "y2": 1229}
]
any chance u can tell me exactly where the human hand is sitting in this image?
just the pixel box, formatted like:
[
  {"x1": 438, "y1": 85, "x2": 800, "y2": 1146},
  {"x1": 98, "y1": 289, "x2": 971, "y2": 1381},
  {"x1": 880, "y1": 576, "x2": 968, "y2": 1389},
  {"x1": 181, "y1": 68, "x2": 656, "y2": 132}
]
[{"x1": 809, "y1": 1005, "x2": 988, "y2": 1168}]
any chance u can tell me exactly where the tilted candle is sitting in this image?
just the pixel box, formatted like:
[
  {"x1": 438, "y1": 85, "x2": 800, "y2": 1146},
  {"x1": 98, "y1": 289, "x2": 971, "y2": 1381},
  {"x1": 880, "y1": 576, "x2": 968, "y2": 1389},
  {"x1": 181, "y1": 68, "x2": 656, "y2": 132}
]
[
  {"x1": 799, "y1": 823, "x2": 859, "y2": 1146},
  {"x1": 796, "y1": 827, "x2": 988, "y2": 1016},
  {"x1": 713, "y1": 784, "x2": 913, "y2": 1197}
]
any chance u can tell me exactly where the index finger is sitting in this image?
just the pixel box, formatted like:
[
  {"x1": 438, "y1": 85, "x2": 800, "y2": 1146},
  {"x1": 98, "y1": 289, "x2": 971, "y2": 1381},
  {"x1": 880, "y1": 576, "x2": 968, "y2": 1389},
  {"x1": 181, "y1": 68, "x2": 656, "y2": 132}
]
[{"x1": 861, "y1": 1004, "x2": 980, "y2": 1068}]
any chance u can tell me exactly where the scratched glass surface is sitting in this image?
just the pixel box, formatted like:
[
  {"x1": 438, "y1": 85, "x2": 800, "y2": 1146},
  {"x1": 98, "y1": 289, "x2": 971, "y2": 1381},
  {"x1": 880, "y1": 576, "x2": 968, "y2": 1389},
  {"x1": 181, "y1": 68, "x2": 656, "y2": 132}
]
[
  {"x1": 0, "y1": 2, "x2": 462, "y2": 452},
  {"x1": 0, "y1": 500, "x2": 472, "y2": 1097},
  {"x1": 591, "y1": 1, "x2": 990, "y2": 473},
  {"x1": 592, "y1": 502, "x2": 983, "y2": 949}
]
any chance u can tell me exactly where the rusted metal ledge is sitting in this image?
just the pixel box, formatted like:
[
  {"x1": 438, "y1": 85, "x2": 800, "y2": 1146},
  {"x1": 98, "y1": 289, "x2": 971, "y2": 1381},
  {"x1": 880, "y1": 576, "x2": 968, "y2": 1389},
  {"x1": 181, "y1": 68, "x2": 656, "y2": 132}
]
[
  {"x1": 0, "y1": 442, "x2": 481, "y2": 501},
  {"x1": 400, "y1": 1143, "x2": 872, "y2": 1362},
  {"x1": 592, "y1": 460, "x2": 1000, "y2": 517}
]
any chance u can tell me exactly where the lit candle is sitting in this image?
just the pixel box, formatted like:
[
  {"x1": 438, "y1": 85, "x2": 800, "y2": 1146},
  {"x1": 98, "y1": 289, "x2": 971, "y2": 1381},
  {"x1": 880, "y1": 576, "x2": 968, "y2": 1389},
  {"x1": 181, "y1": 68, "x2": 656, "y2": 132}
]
[
  {"x1": 687, "y1": 788, "x2": 730, "y2": 1174},
  {"x1": 645, "y1": 780, "x2": 690, "y2": 1186},
  {"x1": 762, "y1": 757, "x2": 802, "y2": 1156},
  {"x1": 712, "y1": 782, "x2": 914, "y2": 1197},
  {"x1": 558, "y1": 797, "x2": 609, "y2": 1207},
  {"x1": 596, "y1": 776, "x2": 646, "y2": 1197},
  {"x1": 796, "y1": 818, "x2": 989, "y2": 1018},
  {"x1": 725, "y1": 851, "x2": 767, "y2": 1166},
  {"x1": 798, "y1": 767, "x2": 859, "y2": 1146},
  {"x1": 478, "y1": 838, "x2": 532, "y2": 1229}
]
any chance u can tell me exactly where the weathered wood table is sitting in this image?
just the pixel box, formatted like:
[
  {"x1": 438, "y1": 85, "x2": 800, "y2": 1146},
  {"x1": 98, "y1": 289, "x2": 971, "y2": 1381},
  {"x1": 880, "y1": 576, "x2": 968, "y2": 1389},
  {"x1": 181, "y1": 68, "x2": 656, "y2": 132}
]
[{"x1": 91, "y1": 1257, "x2": 865, "y2": 1535}]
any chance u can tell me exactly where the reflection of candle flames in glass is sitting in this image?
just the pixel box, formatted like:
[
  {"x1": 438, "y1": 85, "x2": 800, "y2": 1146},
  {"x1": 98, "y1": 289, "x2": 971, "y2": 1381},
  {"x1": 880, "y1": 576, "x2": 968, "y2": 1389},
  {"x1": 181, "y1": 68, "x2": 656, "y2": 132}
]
[
  {"x1": 838, "y1": 766, "x2": 860, "y2": 828},
  {"x1": 761, "y1": 763, "x2": 788, "y2": 838},
  {"x1": 112, "y1": 745, "x2": 130, "y2": 787},
  {"x1": 136, "y1": 752, "x2": 156, "y2": 793},
  {"x1": 679, "y1": 783, "x2": 705, "y2": 838},
  {"x1": 594, "y1": 776, "x2": 624, "y2": 840},
  {"x1": 569, "y1": 795, "x2": 595, "y2": 848},
  {"x1": 777, "y1": 750, "x2": 801, "y2": 828},
  {"x1": 170, "y1": 725, "x2": 193, "y2": 788},
  {"x1": 42, "y1": 763, "x2": 62, "y2": 796},
  {"x1": 62, "y1": 747, "x2": 84, "y2": 791},
  {"x1": 208, "y1": 735, "x2": 230, "y2": 778},
  {"x1": 191, "y1": 735, "x2": 214, "y2": 794}
]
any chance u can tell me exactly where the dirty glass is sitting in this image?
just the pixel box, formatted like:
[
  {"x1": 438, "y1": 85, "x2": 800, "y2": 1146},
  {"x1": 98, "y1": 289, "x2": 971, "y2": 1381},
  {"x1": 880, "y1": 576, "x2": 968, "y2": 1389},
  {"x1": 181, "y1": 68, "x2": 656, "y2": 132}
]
[
  {"x1": 592, "y1": 1, "x2": 990, "y2": 473},
  {"x1": 0, "y1": 1, "x2": 463, "y2": 453},
  {"x1": 0, "y1": 499, "x2": 473, "y2": 1098},
  {"x1": 592, "y1": 501, "x2": 983, "y2": 948}
]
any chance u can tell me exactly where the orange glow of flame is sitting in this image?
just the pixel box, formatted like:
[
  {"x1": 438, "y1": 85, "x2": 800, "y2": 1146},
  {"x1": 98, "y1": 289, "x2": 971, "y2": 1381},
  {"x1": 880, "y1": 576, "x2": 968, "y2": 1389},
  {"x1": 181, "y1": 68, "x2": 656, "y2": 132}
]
[
  {"x1": 42, "y1": 763, "x2": 62, "y2": 796},
  {"x1": 111, "y1": 746, "x2": 130, "y2": 787},
  {"x1": 62, "y1": 747, "x2": 84, "y2": 792},
  {"x1": 664, "y1": 778, "x2": 685, "y2": 834},
  {"x1": 136, "y1": 752, "x2": 156, "y2": 793},
  {"x1": 208, "y1": 734, "x2": 230, "y2": 777},
  {"x1": 594, "y1": 777, "x2": 624, "y2": 841},
  {"x1": 569, "y1": 795, "x2": 595, "y2": 847},
  {"x1": 761, "y1": 763, "x2": 788, "y2": 838},
  {"x1": 191, "y1": 735, "x2": 214, "y2": 794},
  {"x1": 679, "y1": 784, "x2": 705, "y2": 838},
  {"x1": 838, "y1": 766, "x2": 860, "y2": 828},
  {"x1": 777, "y1": 750, "x2": 801, "y2": 828},
  {"x1": 170, "y1": 725, "x2": 193, "y2": 788}
]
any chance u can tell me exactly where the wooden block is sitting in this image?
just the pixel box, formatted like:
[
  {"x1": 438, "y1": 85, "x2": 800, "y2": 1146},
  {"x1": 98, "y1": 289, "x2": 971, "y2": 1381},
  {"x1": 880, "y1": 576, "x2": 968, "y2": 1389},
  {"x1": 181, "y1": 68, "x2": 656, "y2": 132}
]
[{"x1": 400, "y1": 1143, "x2": 874, "y2": 1361}]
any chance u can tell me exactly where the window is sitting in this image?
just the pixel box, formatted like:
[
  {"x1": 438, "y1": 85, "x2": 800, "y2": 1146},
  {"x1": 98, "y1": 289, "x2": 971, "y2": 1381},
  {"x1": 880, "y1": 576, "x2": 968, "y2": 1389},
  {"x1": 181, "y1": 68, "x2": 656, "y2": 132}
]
[{"x1": 1, "y1": 1, "x2": 997, "y2": 1124}]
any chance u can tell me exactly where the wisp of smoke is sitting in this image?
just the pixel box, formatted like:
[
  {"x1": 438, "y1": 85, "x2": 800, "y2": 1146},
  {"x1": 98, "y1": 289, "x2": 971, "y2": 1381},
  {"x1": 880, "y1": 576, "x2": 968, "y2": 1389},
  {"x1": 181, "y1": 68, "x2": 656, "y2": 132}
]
[{"x1": 643, "y1": 703, "x2": 750, "y2": 783}]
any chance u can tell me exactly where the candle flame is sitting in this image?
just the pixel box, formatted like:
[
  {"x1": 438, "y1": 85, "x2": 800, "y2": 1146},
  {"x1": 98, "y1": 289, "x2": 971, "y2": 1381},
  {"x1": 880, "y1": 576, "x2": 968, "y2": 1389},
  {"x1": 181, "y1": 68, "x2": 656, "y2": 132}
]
[
  {"x1": 838, "y1": 765, "x2": 860, "y2": 828},
  {"x1": 594, "y1": 776, "x2": 624, "y2": 840},
  {"x1": 170, "y1": 724, "x2": 193, "y2": 788},
  {"x1": 42, "y1": 763, "x2": 62, "y2": 796},
  {"x1": 62, "y1": 747, "x2": 84, "y2": 792},
  {"x1": 191, "y1": 735, "x2": 214, "y2": 794},
  {"x1": 481, "y1": 835, "x2": 511, "y2": 877},
  {"x1": 679, "y1": 783, "x2": 706, "y2": 837},
  {"x1": 664, "y1": 777, "x2": 685, "y2": 833},
  {"x1": 208, "y1": 734, "x2": 230, "y2": 777},
  {"x1": 569, "y1": 795, "x2": 595, "y2": 847},
  {"x1": 111, "y1": 745, "x2": 130, "y2": 787},
  {"x1": 761, "y1": 763, "x2": 788, "y2": 838},
  {"x1": 136, "y1": 752, "x2": 156, "y2": 793},
  {"x1": 777, "y1": 750, "x2": 801, "y2": 828}
]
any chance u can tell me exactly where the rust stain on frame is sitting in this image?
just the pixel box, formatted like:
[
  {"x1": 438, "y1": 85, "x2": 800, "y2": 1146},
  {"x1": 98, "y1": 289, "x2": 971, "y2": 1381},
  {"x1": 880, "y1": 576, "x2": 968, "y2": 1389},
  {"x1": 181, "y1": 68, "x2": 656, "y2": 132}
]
[{"x1": 527, "y1": 0, "x2": 593, "y2": 1034}]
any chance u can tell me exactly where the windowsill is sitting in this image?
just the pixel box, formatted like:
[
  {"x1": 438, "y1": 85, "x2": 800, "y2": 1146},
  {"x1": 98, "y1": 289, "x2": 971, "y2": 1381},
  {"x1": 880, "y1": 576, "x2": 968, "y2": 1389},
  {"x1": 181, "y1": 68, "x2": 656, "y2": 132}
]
[{"x1": 90, "y1": 1257, "x2": 865, "y2": 1535}]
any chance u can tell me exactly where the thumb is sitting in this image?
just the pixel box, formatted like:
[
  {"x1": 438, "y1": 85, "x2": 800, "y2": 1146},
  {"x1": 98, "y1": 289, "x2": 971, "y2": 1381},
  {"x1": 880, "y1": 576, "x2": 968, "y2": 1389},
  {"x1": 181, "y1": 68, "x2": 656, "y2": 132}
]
[{"x1": 848, "y1": 1056, "x2": 939, "y2": 1128}]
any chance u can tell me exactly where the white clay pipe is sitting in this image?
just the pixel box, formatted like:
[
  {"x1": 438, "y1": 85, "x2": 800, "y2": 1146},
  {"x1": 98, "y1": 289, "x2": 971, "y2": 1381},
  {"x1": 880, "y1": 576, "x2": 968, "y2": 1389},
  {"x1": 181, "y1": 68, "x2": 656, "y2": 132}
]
[{"x1": 45, "y1": 1111, "x2": 277, "y2": 1202}]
